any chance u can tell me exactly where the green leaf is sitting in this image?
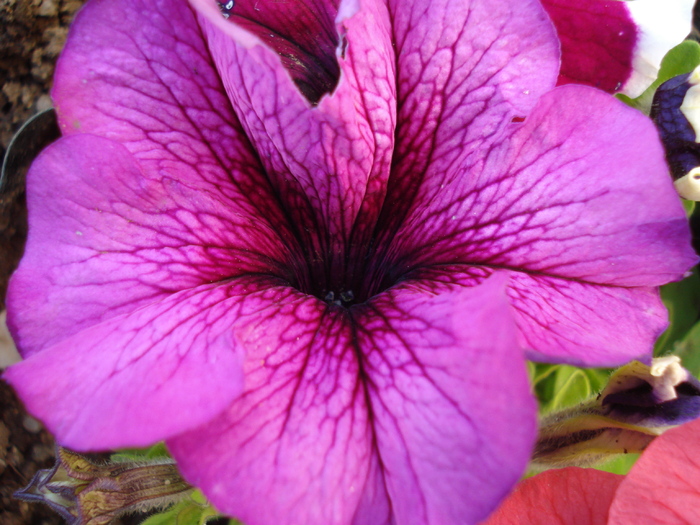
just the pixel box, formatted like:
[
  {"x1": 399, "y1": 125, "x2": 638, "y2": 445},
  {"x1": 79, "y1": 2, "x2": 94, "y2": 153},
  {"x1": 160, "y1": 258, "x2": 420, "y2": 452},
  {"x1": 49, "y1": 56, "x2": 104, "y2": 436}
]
[
  {"x1": 137, "y1": 495, "x2": 226, "y2": 525},
  {"x1": 530, "y1": 363, "x2": 560, "y2": 388},
  {"x1": 672, "y1": 320, "x2": 700, "y2": 377},
  {"x1": 548, "y1": 367, "x2": 592, "y2": 411},
  {"x1": 175, "y1": 505, "x2": 204, "y2": 525},
  {"x1": 535, "y1": 365, "x2": 612, "y2": 412},
  {"x1": 112, "y1": 442, "x2": 172, "y2": 463},
  {"x1": 655, "y1": 269, "x2": 700, "y2": 355},
  {"x1": 683, "y1": 199, "x2": 696, "y2": 216},
  {"x1": 139, "y1": 502, "x2": 190, "y2": 525},
  {"x1": 655, "y1": 40, "x2": 700, "y2": 82},
  {"x1": 594, "y1": 452, "x2": 640, "y2": 476},
  {"x1": 616, "y1": 40, "x2": 700, "y2": 113},
  {"x1": 145, "y1": 442, "x2": 172, "y2": 459}
]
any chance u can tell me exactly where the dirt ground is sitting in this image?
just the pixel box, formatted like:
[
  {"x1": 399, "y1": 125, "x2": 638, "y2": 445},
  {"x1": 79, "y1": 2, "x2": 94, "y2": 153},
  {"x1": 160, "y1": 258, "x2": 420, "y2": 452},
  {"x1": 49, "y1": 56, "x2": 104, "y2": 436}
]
[{"x1": 1, "y1": 1, "x2": 84, "y2": 523}]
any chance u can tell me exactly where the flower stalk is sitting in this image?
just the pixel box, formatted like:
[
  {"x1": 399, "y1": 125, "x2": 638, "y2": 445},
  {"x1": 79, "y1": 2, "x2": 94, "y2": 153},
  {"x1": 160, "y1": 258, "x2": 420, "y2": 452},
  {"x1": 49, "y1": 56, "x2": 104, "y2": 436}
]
[
  {"x1": 532, "y1": 356, "x2": 700, "y2": 468},
  {"x1": 14, "y1": 446, "x2": 193, "y2": 525}
]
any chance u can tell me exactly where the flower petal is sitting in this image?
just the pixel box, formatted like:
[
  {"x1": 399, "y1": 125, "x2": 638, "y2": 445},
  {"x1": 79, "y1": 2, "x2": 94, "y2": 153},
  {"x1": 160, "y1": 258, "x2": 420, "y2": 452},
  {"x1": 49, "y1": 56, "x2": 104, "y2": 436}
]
[
  {"x1": 609, "y1": 418, "x2": 700, "y2": 524},
  {"x1": 191, "y1": 0, "x2": 396, "y2": 288},
  {"x1": 541, "y1": 0, "x2": 693, "y2": 96},
  {"x1": 388, "y1": 85, "x2": 695, "y2": 362},
  {"x1": 393, "y1": 85, "x2": 695, "y2": 287},
  {"x1": 52, "y1": 0, "x2": 279, "y2": 219},
  {"x1": 507, "y1": 274, "x2": 667, "y2": 365},
  {"x1": 3, "y1": 277, "x2": 272, "y2": 449},
  {"x1": 376, "y1": 0, "x2": 559, "y2": 239},
  {"x1": 356, "y1": 275, "x2": 536, "y2": 525},
  {"x1": 7, "y1": 134, "x2": 292, "y2": 356},
  {"x1": 540, "y1": 0, "x2": 637, "y2": 92},
  {"x1": 404, "y1": 266, "x2": 668, "y2": 365},
  {"x1": 200, "y1": 0, "x2": 344, "y2": 104},
  {"x1": 483, "y1": 467, "x2": 623, "y2": 525},
  {"x1": 168, "y1": 288, "x2": 374, "y2": 525},
  {"x1": 623, "y1": 0, "x2": 694, "y2": 98},
  {"x1": 169, "y1": 276, "x2": 534, "y2": 525}
]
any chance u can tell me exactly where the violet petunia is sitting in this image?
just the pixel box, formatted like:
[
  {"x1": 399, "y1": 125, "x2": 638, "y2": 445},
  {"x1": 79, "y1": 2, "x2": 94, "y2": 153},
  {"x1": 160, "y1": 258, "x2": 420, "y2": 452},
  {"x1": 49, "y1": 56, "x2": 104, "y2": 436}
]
[{"x1": 3, "y1": 0, "x2": 696, "y2": 523}]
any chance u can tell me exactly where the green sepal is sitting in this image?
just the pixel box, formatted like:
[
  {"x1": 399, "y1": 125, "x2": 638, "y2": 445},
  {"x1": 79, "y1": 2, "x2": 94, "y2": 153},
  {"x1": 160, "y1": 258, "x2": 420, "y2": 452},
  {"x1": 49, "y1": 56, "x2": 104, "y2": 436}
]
[
  {"x1": 672, "y1": 320, "x2": 700, "y2": 377},
  {"x1": 616, "y1": 40, "x2": 700, "y2": 113},
  {"x1": 532, "y1": 357, "x2": 700, "y2": 470}
]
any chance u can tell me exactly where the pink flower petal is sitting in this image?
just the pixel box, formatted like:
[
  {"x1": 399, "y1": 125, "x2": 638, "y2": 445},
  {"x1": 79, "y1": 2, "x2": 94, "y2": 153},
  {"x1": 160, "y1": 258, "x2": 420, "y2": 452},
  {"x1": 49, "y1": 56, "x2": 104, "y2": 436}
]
[
  {"x1": 378, "y1": 0, "x2": 559, "y2": 239},
  {"x1": 199, "y1": 0, "x2": 345, "y2": 104},
  {"x1": 3, "y1": 277, "x2": 285, "y2": 449},
  {"x1": 52, "y1": 0, "x2": 275, "y2": 209},
  {"x1": 356, "y1": 276, "x2": 536, "y2": 524},
  {"x1": 541, "y1": 0, "x2": 636, "y2": 93},
  {"x1": 192, "y1": 0, "x2": 396, "y2": 282},
  {"x1": 387, "y1": 85, "x2": 695, "y2": 362},
  {"x1": 168, "y1": 276, "x2": 535, "y2": 525},
  {"x1": 7, "y1": 134, "x2": 293, "y2": 357},
  {"x1": 507, "y1": 274, "x2": 666, "y2": 365},
  {"x1": 609, "y1": 418, "x2": 700, "y2": 524},
  {"x1": 169, "y1": 287, "x2": 374, "y2": 525},
  {"x1": 395, "y1": 85, "x2": 693, "y2": 286},
  {"x1": 483, "y1": 467, "x2": 623, "y2": 525}
]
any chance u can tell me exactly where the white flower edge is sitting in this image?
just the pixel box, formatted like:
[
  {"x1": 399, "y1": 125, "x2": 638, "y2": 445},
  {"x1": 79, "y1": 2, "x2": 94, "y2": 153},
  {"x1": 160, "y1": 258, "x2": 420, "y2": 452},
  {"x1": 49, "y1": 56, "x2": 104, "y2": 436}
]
[{"x1": 621, "y1": 0, "x2": 695, "y2": 98}]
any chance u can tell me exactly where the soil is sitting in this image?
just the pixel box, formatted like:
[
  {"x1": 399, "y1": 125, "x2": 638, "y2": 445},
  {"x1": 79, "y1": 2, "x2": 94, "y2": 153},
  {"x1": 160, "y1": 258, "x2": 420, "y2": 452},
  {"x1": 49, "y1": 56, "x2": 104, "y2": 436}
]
[
  {"x1": 1, "y1": 0, "x2": 84, "y2": 304},
  {"x1": 0, "y1": 1, "x2": 84, "y2": 524},
  {"x1": 0, "y1": 4, "x2": 205, "y2": 524}
]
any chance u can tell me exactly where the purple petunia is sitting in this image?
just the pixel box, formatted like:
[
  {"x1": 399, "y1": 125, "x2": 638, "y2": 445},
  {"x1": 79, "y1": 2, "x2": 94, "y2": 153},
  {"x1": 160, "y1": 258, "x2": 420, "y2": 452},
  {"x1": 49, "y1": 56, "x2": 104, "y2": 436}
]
[{"x1": 3, "y1": 0, "x2": 697, "y2": 523}]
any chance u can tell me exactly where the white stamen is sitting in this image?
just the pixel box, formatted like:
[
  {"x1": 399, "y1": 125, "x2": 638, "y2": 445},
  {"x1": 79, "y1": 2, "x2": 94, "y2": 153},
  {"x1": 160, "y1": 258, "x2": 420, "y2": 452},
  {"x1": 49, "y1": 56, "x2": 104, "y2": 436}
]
[{"x1": 674, "y1": 168, "x2": 700, "y2": 201}]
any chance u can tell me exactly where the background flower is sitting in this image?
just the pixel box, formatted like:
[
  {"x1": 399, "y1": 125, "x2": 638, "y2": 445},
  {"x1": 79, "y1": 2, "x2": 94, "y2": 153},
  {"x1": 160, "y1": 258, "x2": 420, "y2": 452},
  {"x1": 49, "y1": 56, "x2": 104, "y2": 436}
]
[
  {"x1": 3, "y1": 0, "x2": 696, "y2": 523},
  {"x1": 541, "y1": 0, "x2": 694, "y2": 96},
  {"x1": 484, "y1": 417, "x2": 700, "y2": 525}
]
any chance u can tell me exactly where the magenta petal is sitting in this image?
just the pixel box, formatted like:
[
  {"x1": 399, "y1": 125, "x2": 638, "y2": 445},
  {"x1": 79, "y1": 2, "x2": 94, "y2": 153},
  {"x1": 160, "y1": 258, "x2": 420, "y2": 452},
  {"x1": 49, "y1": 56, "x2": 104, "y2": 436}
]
[
  {"x1": 404, "y1": 266, "x2": 668, "y2": 365},
  {"x1": 169, "y1": 276, "x2": 535, "y2": 525},
  {"x1": 507, "y1": 274, "x2": 667, "y2": 365},
  {"x1": 192, "y1": 0, "x2": 396, "y2": 272},
  {"x1": 51, "y1": 0, "x2": 281, "y2": 214},
  {"x1": 394, "y1": 85, "x2": 695, "y2": 286},
  {"x1": 7, "y1": 134, "x2": 292, "y2": 356},
  {"x1": 2, "y1": 279, "x2": 265, "y2": 450},
  {"x1": 380, "y1": 0, "x2": 559, "y2": 236},
  {"x1": 541, "y1": 0, "x2": 637, "y2": 93},
  {"x1": 483, "y1": 467, "x2": 623, "y2": 525},
  {"x1": 387, "y1": 85, "x2": 695, "y2": 362},
  {"x1": 609, "y1": 418, "x2": 700, "y2": 524},
  {"x1": 199, "y1": 0, "x2": 343, "y2": 103},
  {"x1": 168, "y1": 290, "x2": 374, "y2": 525},
  {"x1": 356, "y1": 276, "x2": 536, "y2": 524}
]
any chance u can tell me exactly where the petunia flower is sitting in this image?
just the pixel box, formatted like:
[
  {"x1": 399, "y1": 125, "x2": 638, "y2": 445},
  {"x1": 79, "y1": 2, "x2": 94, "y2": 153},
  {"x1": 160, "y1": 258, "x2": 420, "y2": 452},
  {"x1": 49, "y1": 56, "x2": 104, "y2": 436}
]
[
  {"x1": 651, "y1": 65, "x2": 700, "y2": 200},
  {"x1": 483, "y1": 416, "x2": 700, "y2": 525},
  {"x1": 540, "y1": 0, "x2": 695, "y2": 96},
  {"x1": 3, "y1": 0, "x2": 696, "y2": 523}
]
